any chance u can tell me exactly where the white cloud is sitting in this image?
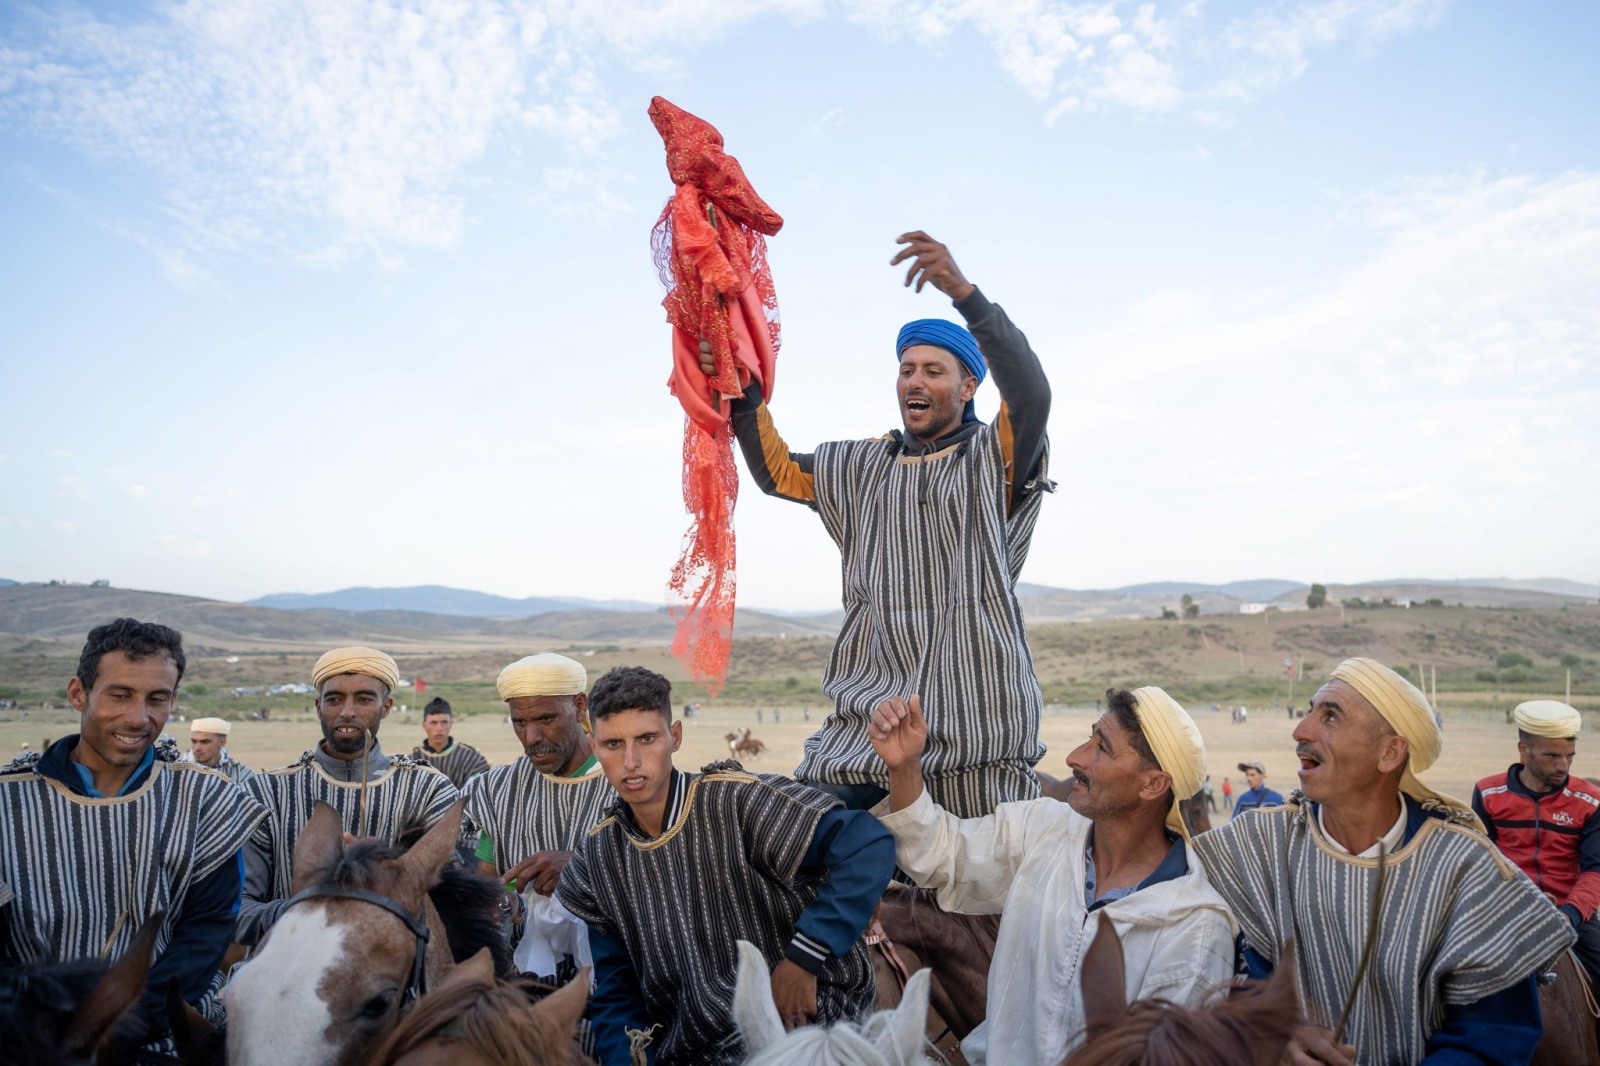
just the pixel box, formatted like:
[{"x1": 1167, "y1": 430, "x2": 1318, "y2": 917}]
[
  {"x1": 0, "y1": 0, "x2": 1449, "y2": 261},
  {"x1": 127, "y1": 484, "x2": 149, "y2": 498}
]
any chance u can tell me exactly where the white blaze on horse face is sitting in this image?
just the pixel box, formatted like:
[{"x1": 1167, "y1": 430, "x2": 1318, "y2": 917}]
[{"x1": 225, "y1": 904, "x2": 349, "y2": 1066}]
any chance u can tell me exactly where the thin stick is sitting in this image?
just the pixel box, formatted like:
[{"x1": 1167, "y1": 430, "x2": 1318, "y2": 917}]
[
  {"x1": 1335, "y1": 843, "x2": 1388, "y2": 1044},
  {"x1": 358, "y1": 727, "x2": 372, "y2": 839}
]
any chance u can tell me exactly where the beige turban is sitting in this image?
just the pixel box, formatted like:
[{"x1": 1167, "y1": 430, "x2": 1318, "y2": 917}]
[
  {"x1": 1328, "y1": 657, "x2": 1477, "y2": 825},
  {"x1": 1515, "y1": 700, "x2": 1583, "y2": 740},
  {"x1": 190, "y1": 717, "x2": 231, "y2": 736},
  {"x1": 1129, "y1": 686, "x2": 1207, "y2": 839},
  {"x1": 312, "y1": 647, "x2": 400, "y2": 692},
  {"x1": 497, "y1": 654, "x2": 588, "y2": 701}
]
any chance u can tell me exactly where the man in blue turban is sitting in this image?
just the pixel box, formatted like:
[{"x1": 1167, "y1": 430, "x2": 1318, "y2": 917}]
[{"x1": 723, "y1": 230, "x2": 1054, "y2": 818}]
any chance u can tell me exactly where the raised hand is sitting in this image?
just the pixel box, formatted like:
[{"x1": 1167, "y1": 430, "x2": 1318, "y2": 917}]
[
  {"x1": 890, "y1": 231, "x2": 976, "y2": 302},
  {"x1": 869, "y1": 695, "x2": 929, "y2": 771}
]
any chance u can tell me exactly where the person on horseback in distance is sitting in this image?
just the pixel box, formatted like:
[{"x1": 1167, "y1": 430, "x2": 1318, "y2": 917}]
[{"x1": 869, "y1": 686, "x2": 1236, "y2": 1065}]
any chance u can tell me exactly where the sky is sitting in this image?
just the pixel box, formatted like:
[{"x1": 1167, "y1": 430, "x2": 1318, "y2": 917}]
[{"x1": 1, "y1": 0, "x2": 1597, "y2": 612}]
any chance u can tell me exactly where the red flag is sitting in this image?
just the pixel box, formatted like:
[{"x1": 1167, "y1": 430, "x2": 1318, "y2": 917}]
[{"x1": 414, "y1": 678, "x2": 427, "y2": 693}]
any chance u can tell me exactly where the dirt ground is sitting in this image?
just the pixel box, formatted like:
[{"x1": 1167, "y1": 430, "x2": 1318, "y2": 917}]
[{"x1": 0, "y1": 699, "x2": 1536, "y2": 813}]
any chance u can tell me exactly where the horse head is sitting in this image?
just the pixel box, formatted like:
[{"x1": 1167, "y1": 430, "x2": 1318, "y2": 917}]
[
  {"x1": 733, "y1": 939, "x2": 934, "y2": 1066},
  {"x1": 223, "y1": 800, "x2": 465, "y2": 1066},
  {"x1": 1069, "y1": 912, "x2": 1299, "y2": 1066},
  {"x1": 0, "y1": 911, "x2": 162, "y2": 1065}
]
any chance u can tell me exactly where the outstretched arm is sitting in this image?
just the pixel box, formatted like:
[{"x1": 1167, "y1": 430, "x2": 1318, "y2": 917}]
[{"x1": 729, "y1": 381, "x2": 817, "y2": 505}]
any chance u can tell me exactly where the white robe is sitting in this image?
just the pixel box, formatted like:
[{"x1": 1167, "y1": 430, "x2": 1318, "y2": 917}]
[{"x1": 878, "y1": 790, "x2": 1237, "y2": 1066}]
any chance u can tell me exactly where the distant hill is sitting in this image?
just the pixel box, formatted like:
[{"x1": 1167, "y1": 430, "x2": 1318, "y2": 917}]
[
  {"x1": 1097, "y1": 579, "x2": 1305, "y2": 601},
  {"x1": 0, "y1": 579, "x2": 15, "y2": 587},
  {"x1": 248, "y1": 585, "x2": 660, "y2": 617},
  {"x1": 1267, "y1": 581, "x2": 1591, "y2": 610}
]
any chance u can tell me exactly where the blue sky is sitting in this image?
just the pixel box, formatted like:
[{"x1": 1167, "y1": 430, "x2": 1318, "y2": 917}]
[{"x1": 1, "y1": 0, "x2": 1596, "y2": 611}]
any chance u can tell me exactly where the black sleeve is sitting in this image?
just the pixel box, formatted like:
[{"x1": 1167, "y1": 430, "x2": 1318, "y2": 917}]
[
  {"x1": 1471, "y1": 787, "x2": 1496, "y2": 843},
  {"x1": 955, "y1": 287, "x2": 1051, "y2": 510}
]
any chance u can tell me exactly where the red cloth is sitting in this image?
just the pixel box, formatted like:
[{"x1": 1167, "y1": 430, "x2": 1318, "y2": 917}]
[{"x1": 649, "y1": 97, "x2": 783, "y2": 695}]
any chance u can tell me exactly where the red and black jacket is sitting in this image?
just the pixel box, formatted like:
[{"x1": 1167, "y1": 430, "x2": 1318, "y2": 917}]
[{"x1": 1473, "y1": 765, "x2": 1600, "y2": 926}]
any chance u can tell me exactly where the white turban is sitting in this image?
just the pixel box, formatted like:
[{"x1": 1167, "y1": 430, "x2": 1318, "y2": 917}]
[
  {"x1": 497, "y1": 654, "x2": 588, "y2": 701},
  {"x1": 1328, "y1": 657, "x2": 1477, "y2": 825},
  {"x1": 312, "y1": 647, "x2": 400, "y2": 692},
  {"x1": 1129, "y1": 686, "x2": 1207, "y2": 839},
  {"x1": 1515, "y1": 700, "x2": 1583, "y2": 740},
  {"x1": 190, "y1": 717, "x2": 231, "y2": 736}
]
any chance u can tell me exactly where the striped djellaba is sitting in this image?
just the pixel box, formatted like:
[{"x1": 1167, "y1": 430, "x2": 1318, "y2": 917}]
[
  {"x1": 412, "y1": 741, "x2": 490, "y2": 789},
  {"x1": 461, "y1": 758, "x2": 614, "y2": 877},
  {"x1": 244, "y1": 749, "x2": 460, "y2": 902},
  {"x1": 557, "y1": 764, "x2": 876, "y2": 1066},
  {"x1": 795, "y1": 424, "x2": 1049, "y2": 817},
  {"x1": 1192, "y1": 794, "x2": 1578, "y2": 1065},
  {"x1": 0, "y1": 757, "x2": 265, "y2": 971}
]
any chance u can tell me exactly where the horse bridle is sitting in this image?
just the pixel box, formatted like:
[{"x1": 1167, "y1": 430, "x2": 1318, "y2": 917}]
[{"x1": 284, "y1": 885, "x2": 431, "y2": 1007}]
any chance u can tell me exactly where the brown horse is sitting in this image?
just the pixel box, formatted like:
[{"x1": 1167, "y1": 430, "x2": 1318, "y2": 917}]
[
  {"x1": 365, "y1": 948, "x2": 592, "y2": 1066},
  {"x1": 1064, "y1": 913, "x2": 1298, "y2": 1065},
  {"x1": 1531, "y1": 951, "x2": 1600, "y2": 1066}
]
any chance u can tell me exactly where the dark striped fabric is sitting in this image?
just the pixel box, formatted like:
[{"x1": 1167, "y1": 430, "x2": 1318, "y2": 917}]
[
  {"x1": 1193, "y1": 794, "x2": 1577, "y2": 1065},
  {"x1": 0, "y1": 759, "x2": 264, "y2": 968},
  {"x1": 558, "y1": 765, "x2": 876, "y2": 1066},
  {"x1": 179, "y1": 749, "x2": 254, "y2": 786},
  {"x1": 412, "y1": 739, "x2": 490, "y2": 789},
  {"x1": 795, "y1": 423, "x2": 1048, "y2": 817},
  {"x1": 461, "y1": 758, "x2": 614, "y2": 877},
  {"x1": 244, "y1": 749, "x2": 459, "y2": 901}
]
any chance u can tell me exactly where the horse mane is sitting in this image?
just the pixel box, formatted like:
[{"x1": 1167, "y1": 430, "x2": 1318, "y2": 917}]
[
  {"x1": 1063, "y1": 979, "x2": 1299, "y2": 1066},
  {"x1": 366, "y1": 971, "x2": 578, "y2": 1066},
  {"x1": 0, "y1": 956, "x2": 140, "y2": 1065},
  {"x1": 744, "y1": 1015, "x2": 931, "y2": 1066}
]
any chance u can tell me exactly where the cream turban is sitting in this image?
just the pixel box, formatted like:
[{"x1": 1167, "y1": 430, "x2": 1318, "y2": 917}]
[
  {"x1": 312, "y1": 647, "x2": 400, "y2": 692},
  {"x1": 497, "y1": 654, "x2": 588, "y2": 701},
  {"x1": 190, "y1": 717, "x2": 231, "y2": 736},
  {"x1": 1515, "y1": 700, "x2": 1583, "y2": 740},
  {"x1": 1129, "y1": 686, "x2": 1207, "y2": 839},
  {"x1": 1328, "y1": 657, "x2": 1477, "y2": 825}
]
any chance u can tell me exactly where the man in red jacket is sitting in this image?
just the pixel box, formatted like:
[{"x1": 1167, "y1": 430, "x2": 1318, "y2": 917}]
[{"x1": 1473, "y1": 699, "x2": 1600, "y2": 984}]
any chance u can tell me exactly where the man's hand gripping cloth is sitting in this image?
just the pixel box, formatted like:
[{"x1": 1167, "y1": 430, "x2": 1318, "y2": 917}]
[{"x1": 649, "y1": 96, "x2": 783, "y2": 695}]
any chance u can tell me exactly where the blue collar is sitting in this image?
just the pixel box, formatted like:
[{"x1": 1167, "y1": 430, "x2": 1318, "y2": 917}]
[
  {"x1": 38, "y1": 736, "x2": 158, "y2": 798},
  {"x1": 1084, "y1": 828, "x2": 1187, "y2": 911}
]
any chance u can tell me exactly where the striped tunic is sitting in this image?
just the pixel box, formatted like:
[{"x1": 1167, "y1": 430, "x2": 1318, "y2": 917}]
[
  {"x1": 461, "y1": 757, "x2": 614, "y2": 877},
  {"x1": 1192, "y1": 793, "x2": 1577, "y2": 1065},
  {"x1": 179, "y1": 748, "x2": 254, "y2": 786},
  {"x1": 0, "y1": 756, "x2": 264, "y2": 969},
  {"x1": 413, "y1": 739, "x2": 490, "y2": 789},
  {"x1": 795, "y1": 422, "x2": 1048, "y2": 817},
  {"x1": 558, "y1": 765, "x2": 876, "y2": 1066}
]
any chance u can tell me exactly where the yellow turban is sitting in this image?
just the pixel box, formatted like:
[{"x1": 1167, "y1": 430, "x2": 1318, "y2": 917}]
[
  {"x1": 497, "y1": 654, "x2": 588, "y2": 701},
  {"x1": 190, "y1": 717, "x2": 231, "y2": 736},
  {"x1": 1514, "y1": 700, "x2": 1583, "y2": 740},
  {"x1": 1328, "y1": 657, "x2": 1477, "y2": 825},
  {"x1": 1129, "y1": 686, "x2": 1207, "y2": 839},
  {"x1": 312, "y1": 647, "x2": 400, "y2": 692}
]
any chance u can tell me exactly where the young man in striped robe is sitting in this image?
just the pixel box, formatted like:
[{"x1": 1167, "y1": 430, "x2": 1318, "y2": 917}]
[
  {"x1": 0, "y1": 619, "x2": 266, "y2": 1042},
  {"x1": 235, "y1": 646, "x2": 460, "y2": 947},
  {"x1": 413, "y1": 697, "x2": 490, "y2": 787},
  {"x1": 727, "y1": 231, "x2": 1052, "y2": 819},
  {"x1": 1192, "y1": 658, "x2": 1576, "y2": 1066},
  {"x1": 557, "y1": 666, "x2": 895, "y2": 1066},
  {"x1": 182, "y1": 716, "x2": 255, "y2": 785}
]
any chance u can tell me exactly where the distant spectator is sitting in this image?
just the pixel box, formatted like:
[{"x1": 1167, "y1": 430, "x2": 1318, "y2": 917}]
[
  {"x1": 413, "y1": 697, "x2": 490, "y2": 788},
  {"x1": 1232, "y1": 760, "x2": 1285, "y2": 816},
  {"x1": 1221, "y1": 776, "x2": 1233, "y2": 805}
]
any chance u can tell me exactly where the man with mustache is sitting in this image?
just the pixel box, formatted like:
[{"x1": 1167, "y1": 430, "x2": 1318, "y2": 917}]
[
  {"x1": 869, "y1": 687, "x2": 1234, "y2": 1066},
  {"x1": 1472, "y1": 700, "x2": 1600, "y2": 988},
  {"x1": 727, "y1": 231, "x2": 1053, "y2": 818},
  {"x1": 1192, "y1": 658, "x2": 1575, "y2": 1065},
  {"x1": 235, "y1": 646, "x2": 460, "y2": 946},
  {"x1": 0, "y1": 619, "x2": 266, "y2": 1044}
]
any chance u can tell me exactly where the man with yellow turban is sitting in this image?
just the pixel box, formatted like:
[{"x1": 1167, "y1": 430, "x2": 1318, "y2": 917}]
[
  {"x1": 235, "y1": 646, "x2": 461, "y2": 946},
  {"x1": 1193, "y1": 658, "x2": 1576, "y2": 1066},
  {"x1": 1472, "y1": 700, "x2": 1600, "y2": 988},
  {"x1": 868, "y1": 687, "x2": 1234, "y2": 1066}
]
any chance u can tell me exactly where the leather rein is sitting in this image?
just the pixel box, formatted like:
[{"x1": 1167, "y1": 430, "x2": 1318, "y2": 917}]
[{"x1": 284, "y1": 884, "x2": 431, "y2": 1007}]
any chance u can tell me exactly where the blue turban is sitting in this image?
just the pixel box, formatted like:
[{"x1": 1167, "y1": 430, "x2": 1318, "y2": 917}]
[{"x1": 896, "y1": 319, "x2": 987, "y2": 385}]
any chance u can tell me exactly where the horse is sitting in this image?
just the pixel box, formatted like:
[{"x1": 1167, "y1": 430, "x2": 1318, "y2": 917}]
[
  {"x1": 733, "y1": 940, "x2": 935, "y2": 1065},
  {"x1": 725, "y1": 729, "x2": 767, "y2": 759},
  {"x1": 1064, "y1": 913, "x2": 1298, "y2": 1065},
  {"x1": 223, "y1": 799, "x2": 508, "y2": 1065},
  {"x1": 1531, "y1": 951, "x2": 1600, "y2": 1066},
  {"x1": 365, "y1": 947, "x2": 592, "y2": 1066},
  {"x1": 0, "y1": 912, "x2": 162, "y2": 1066}
]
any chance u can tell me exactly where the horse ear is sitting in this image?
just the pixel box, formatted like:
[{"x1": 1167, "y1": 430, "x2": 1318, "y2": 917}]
[
  {"x1": 531, "y1": 965, "x2": 591, "y2": 1037},
  {"x1": 291, "y1": 801, "x2": 346, "y2": 896},
  {"x1": 65, "y1": 911, "x2": 163, "y2": 1056},
  {"x1": 732, "y1": 940, "x2": 784, "y2": 1054},
  {"x1": 394, "y1": 799, "x2": 465, "y2": 901},
  {"x1": 457, "y1": 946, "x2": 496, "y2": 986},
  {"x1": 1248, "y1": 938, "x2": 1302, "y2": 1063},
  {"x1": 881, "y1": 966, "x2": 933, "y2": 1064},
  {"x1": 1080, "y1": 912, "x2": 1128, "y2": 1039},
  {"x1": 166, "y1": 978, "x2": 219, "y2": 1061}
]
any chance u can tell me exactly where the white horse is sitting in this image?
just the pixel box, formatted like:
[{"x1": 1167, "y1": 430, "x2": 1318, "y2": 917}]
[{"x1": 732, "y1": 940, "x2": 935, "y2": 1066}]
